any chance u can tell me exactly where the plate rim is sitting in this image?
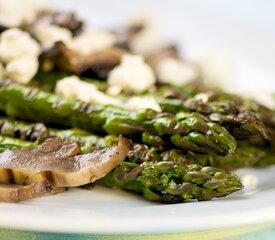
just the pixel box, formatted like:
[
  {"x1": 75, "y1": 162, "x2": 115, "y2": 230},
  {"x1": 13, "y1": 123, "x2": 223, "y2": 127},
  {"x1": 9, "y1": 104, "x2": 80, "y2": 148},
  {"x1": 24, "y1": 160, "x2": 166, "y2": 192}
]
[{"x1": 1, "y1": 192, "x2": 275, "y2": 234}]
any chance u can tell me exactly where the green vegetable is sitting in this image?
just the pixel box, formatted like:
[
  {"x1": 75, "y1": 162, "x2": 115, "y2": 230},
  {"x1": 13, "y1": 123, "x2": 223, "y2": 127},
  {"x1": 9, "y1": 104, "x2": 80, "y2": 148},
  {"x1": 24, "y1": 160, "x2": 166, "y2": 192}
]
[
  {"x1": 159, "y1": 94, "x2": 269, "y2": 140},
  {"x1": 0, "y1": 134, "x2": 243, "y2": 203},
  {"x1": 0, "y1": 117, "x2": 269, "y2": 170},
  {"x1": 0, "y1": 117, "x2": 116, "y2": 153},
  {"x1": 0, "y1": 135, "x2": 35, "y2": 150},
  {"x1": 97, "y1": 161, "x2": 243, "y2": 203},
  {"x1": 0, "y1": 81, "x2": 236, "y2": 156},
  {"x1": 32, "y1": 71, "x2": 108, "y2": 92}
]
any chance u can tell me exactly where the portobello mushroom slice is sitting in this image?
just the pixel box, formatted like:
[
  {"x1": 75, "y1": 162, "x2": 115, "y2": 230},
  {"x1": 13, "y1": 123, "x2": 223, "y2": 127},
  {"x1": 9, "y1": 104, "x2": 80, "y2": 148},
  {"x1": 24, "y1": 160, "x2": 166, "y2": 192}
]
[
  {"x1": 146, "y1": 45, "x2": 180, "y2": 70},
  {"x1": 115, "y1": 23, "x2": 145, "y2": 50},
  {"x1": 35, "y1": 11, "x2": 84, "y2": 36},
  {"x1": 0, "y1": 180, "x2": 65, "y2": 202},
  {"x1": 0, "y1": 136, "x2": 131, "y2": 187},
  {"x1": 39, "y1": 41, "x2": 125, "y2": 79},
  {"x1": 0, "y1": 24, "x2": 8, "y2": 34}
]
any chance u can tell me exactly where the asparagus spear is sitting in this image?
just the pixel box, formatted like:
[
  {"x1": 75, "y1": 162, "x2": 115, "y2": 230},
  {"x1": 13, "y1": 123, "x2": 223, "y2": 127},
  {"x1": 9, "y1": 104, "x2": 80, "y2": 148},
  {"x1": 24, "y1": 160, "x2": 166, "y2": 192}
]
[
  {"x1": 0, "y1": 134, "x2": 243, "y2": 203},
  {"x1": 0, "y1": 117, "x2": 116, "y2": 153},
  {"x1": 32, "y1": 71, "x2": 108, "y2": 92},
  {"x1": 0, "y1": 118, "x2": 48, "y2": 142},
  {"x1": 0, "y1": 135, "x2": 35, "y2": 150},
  {"x1": 186, "y1": 147, "x2": 268, "y2": 171},
  {"x1": 0, "y1": 80, "x2": 236, "y2": 156},
  {"x1": 31, "y1": 71, "x2": 271, "y2": 141},
  {"x1": 159, "y1": 95, "x2": 269, "y2": 140},
  {"x1": 159, "y1": 80, "x2": 275, "y2": 130},
  {"x1": 254, "y1": 152, "x2": 275, "y2": 167},
  {"x1": 97, "y1": 161, "x2": 243, "y2": 203},
  {"x1": 0, "y1": 117, "x2": 268, "y2": 170}
]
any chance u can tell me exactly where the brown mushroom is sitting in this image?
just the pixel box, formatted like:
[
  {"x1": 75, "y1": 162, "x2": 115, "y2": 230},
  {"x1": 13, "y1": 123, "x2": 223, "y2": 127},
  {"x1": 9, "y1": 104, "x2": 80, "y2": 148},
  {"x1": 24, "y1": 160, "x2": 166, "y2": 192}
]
[
  {"x1": 51, "y1": 11, "x2": 83, "y2": 36},
  {"x1": 0, "y1": 24, "x2": 8, "y2": 34},
  {"x1": 146, "y1": 44, "x2": 180, "y2": 70},
  {"x1": 0, "y1": 180, "x2": 65, "y2": 202},
  {"x1": 32, "y1": 11, "x2": 83, "y2": 36},
  {"x1": 0, "y1": 136, "x2": 131, "y2": 187},
  {"x1": 115, "y1": 24, "x2": 145, "y2": 50},
  {"x1": 77, "y1": 47, "x2": 125, "y2": 79},
  {"x1": 39, "y1": 42, "x2": 125, "y2": 79}
]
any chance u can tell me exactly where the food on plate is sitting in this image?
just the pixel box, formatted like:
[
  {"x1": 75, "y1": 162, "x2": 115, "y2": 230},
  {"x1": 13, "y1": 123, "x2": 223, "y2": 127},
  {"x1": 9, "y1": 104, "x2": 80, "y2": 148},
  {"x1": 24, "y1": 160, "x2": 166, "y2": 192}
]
[
  {"x1": 0, "y1": 0, "x2": 274, "y2": 203},
  {"x1": 0, "y1": 80, "x2": 237, "y2": 156},
  {"x1": 0, "y1": 134, "x2": 242, "y2": 203},
  {"x1": 0, "y1": 118, "x2": 273, "y2": 170},
  {"x1": 98, "y1": 161, "x2": 242, "y2": 203},
  {"x1": 0, "y1": 136, "x2": 130, "y2": 201},
  {"x1": 0, "y1": 179, "x2": 64, "y2": 203}
]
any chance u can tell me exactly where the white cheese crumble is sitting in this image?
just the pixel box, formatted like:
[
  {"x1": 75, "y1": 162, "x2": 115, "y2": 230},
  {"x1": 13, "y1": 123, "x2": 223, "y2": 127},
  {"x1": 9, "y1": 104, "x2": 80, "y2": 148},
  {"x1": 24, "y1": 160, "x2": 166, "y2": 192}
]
[
  {"x1": 0, "y1": 28, "x2": 40, "y2": 63},
  {"x1": 69, "y1": 30, "x2": 115, "y2": 56},
  {"x1": 34, "y1": 24, "x2": 73, "y2": 48},
  {"x1": 193, "y1": 52, "x2": 235, "y2": 90},
  {"x1": 0, "y1": 0, "x2": 51, "y2": 27},
  {"x1": 55, "y1": 76, "x2": 120, "y2": 106},
  {"x1": 194, "y1": 93, "x2": 209, "y2": 104},
  {"x1": 107, "y1": 54, "x2": 156, "y2": 94},
  {"x1": 241, "y1": 174, "x2": 258, "y2": 193},
  {"x1": 129, "y1": 15, "x2": 165, "y2": 56},
  {"x1": 56, "y1": 76, "x2": 161, "y2": 112},
  {"x1": 124, "y1": 96, "x2": 161, "y2": 112},
  {"x1": 157, "y1": 58, "x2": 198, "y2": 86},
  {"x1": 6, "y1": 55, "x2": 39, "y2": 84}
]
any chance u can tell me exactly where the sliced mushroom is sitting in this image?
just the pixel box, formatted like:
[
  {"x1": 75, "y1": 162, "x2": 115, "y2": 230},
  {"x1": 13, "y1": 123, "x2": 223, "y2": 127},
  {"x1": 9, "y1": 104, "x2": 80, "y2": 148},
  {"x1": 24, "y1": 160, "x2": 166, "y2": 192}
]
[
  {"x1": 146, "y1": 45, "x2": 180, "y2": 70},
  {"x1": 39, "y1": 42, "x2": 125, "y2": 79},
  {"x1": 0, "y1": 180, "x2": 65, "y2": 202},
  {"x1": 0, "y1": 136, "x2": 131, "y2": 187},
  {"x1": 51, "y1": 11, "x2": 84, "y2": 36},
  {"x1": 26, "y1": 123, "x2": 49, "y2": 142},
  {"x1": 78, "y1": 47, "x2": 126, "y2": 79},
  {"x1": 39, "y1": 41, "x2": 78, "y2": 72},
  {"x1": 115, "y1": 24, "x2": 145, "y2": 50},
  {"x1": 31, "y1": 11, "x2": 83, "y2": 36},
  {"x1": 0, "y1": 120, "x2": 48, "y2": 142},
  {"x1": 0, "y1": 25, "x2": 8, "y2": 34}
]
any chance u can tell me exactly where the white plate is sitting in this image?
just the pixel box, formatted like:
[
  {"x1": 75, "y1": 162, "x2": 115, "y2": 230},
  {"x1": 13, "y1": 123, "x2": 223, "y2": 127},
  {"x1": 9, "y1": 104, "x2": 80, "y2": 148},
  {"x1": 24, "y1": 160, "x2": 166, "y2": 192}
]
[
  {"x1": 1, "y1": 166, "x2": 275, "y2": 234},
  {"x1": 1, "y1": 0, "x2": 275, "y2": 235}
]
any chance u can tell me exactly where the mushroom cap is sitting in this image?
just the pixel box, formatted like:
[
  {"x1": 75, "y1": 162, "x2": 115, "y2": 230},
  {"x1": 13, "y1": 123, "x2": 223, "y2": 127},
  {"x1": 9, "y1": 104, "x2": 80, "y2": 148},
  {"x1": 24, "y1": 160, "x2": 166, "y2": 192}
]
[{"x1": 0, "y1": 136, "x2": 131, "y2": 187}]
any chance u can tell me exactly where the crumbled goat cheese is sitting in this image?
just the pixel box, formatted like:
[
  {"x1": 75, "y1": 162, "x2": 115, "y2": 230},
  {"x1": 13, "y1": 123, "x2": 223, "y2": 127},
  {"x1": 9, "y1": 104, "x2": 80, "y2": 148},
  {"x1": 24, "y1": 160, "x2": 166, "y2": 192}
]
[
  {"x1": 0, "y1": 0, "x2": 50, "y2": 27},
  {"x1": 194, "y1": 52, "x2": 235, "y2": 90},
  {"x1": 129, "y1": 15, "x2": 165, "y2": 56},
  {"x1": 242, "y1": 174, "x2": 258, "y2": 193},
  {"x1": 69, "y1": 30, "x2": 115, "y2": 56},
  {"x1": 157, "y1": 58, "x2": 198, "y2": 86},
  {"x1": 125, "y1": 96, "x2": 161, "y2": 112},
  {"x1": 108, "y1": 54, "x2": 156, "y2": 94},
  {"x1": 0, "y1": 28, "x2": 40, "y2": 63},
  {"x1": 107, "y1": 85, "x2": 123, "y2": 96},
  {"x1": 56, "y1": 76, "x2": 161, "y2": 112},
  {"x1": 194, "y1": 93, "x2": 209, "y2": 104},
  {"x1": 56, "y1": 76, "x2": 121, "y2": 106},
  {"x1": 6, "y1": 55, "x2": 39, "y2": 84},
  {"x1": 34, "y1": 24, "x2": 73, "y2": 48}
]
